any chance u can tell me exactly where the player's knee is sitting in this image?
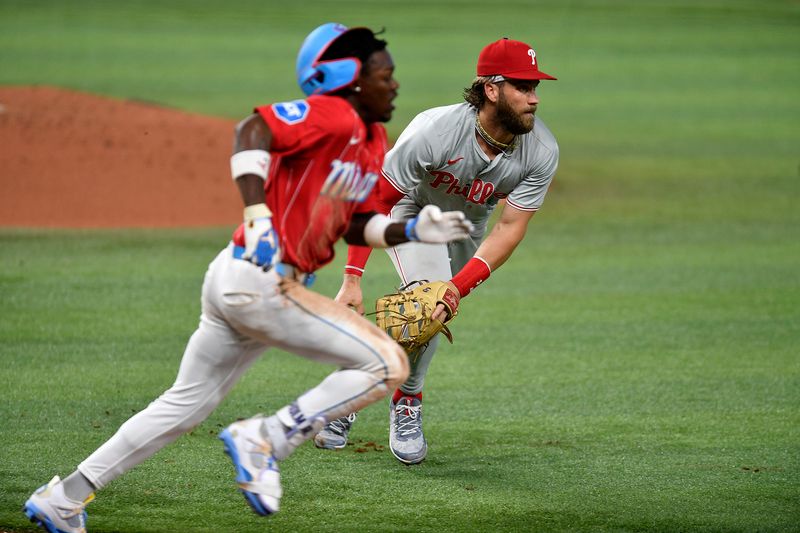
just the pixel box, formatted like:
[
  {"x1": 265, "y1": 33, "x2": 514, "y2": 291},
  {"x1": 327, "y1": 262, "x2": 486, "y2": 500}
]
[
  {"x1": 381, "y1": 342, "x2": 409, "y2": 391},
  {"x1": 155, "y1": 387, "x2": 222, "y2": 433}
]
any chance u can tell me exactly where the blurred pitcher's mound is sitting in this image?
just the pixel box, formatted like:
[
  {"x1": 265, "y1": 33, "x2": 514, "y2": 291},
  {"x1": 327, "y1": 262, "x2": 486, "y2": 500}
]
[{"x1": 0, "y1": 85, "x2": 240, "y2": 227}]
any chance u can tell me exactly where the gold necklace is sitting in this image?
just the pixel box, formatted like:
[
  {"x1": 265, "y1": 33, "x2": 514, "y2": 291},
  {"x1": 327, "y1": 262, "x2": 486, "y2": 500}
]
[{"x1": 475, "y1": 113, "x2": 515, "y2": 153}]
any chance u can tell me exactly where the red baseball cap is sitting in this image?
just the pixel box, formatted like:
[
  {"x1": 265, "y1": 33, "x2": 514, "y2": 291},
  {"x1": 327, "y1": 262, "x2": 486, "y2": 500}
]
[{"x1": 477, "y1": 37, "x2": 556, "y2": 80}]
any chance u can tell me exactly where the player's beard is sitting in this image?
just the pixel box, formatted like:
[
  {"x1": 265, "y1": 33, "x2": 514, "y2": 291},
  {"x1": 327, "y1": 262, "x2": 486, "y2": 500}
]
[{"x1": 496, "y1": 91, "x2": 535, "y2": 135}]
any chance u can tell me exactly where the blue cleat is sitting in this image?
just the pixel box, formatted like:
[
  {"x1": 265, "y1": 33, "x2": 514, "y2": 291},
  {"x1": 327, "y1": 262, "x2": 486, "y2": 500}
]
[
  {"x1": 23, "y1": 476, "x2": 93, "y2": 533},
  {"x1": 219, "y1": 416, "x2": 282, "y2": 516}
]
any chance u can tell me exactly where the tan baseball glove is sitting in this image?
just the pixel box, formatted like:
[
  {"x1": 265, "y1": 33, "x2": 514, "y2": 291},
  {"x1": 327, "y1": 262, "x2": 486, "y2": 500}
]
[{"x1": 374, "y1": 280, "x2": 460, "y2": 356}]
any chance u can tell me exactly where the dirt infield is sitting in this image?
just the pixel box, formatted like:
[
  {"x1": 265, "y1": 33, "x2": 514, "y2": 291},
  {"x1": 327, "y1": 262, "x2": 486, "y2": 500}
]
[{"x1": 0, "y1": 86, "x2": 241, "y2": 227}]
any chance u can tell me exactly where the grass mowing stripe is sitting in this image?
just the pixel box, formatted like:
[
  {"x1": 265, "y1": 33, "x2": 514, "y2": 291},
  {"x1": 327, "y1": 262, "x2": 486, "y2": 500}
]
[
  {"x1": 2, "y1": 0, "x2": 799, "y2": 530},
  {"x1": 2, "y1": 221, "x2": 795, "y2": 531}
]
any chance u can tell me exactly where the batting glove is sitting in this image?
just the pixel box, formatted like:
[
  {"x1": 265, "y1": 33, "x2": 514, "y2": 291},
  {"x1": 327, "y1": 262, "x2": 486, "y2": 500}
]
[
  {"x1": 405, "y1": 205, "x2": 474, "y2": 243},
  {"x1": 243, "y1": 203, "x2": 280, "y2": 267}
]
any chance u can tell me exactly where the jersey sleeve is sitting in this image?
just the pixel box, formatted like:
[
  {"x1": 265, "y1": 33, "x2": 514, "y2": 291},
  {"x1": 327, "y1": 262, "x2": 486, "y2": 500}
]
[
  {"x1": 353, "y1": 123, "x2": 391, "y2": 215},
  {"x1": 370, "y1": 174, "x2": 405, "y2": 215},
  {"x1": 381, "y1": 111, "x2": 437, "y2": 194},
  {"x1": 257, "y1": 98, "x2": 349, "y2": 157},
  {"x1": 505, "y1": 137, "x2": 559, "y2": 212},
  {"x1": 347, "y1": 175, "x2": 403, "y2": 276},
  {"x1": 344, "y1": 244, "x2": 373, "y2": 276}
]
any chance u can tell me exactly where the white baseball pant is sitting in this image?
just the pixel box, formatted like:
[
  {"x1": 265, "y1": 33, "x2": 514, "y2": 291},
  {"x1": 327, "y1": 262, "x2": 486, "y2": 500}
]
[{"x1": 78, "y1": 243, "x2": 408, "y2": 489}]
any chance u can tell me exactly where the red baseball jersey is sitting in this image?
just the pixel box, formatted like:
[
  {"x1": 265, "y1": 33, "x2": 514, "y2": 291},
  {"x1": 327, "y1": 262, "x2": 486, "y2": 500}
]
[{"x1": 233, "y1": 95, "x2": 388, "y2": 273}]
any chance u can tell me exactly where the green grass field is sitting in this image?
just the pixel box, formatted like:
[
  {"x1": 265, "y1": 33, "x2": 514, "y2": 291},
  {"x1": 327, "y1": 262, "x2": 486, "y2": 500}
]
[{"x1": 1, "y1": 1, "x2": 799, "y2": 531}]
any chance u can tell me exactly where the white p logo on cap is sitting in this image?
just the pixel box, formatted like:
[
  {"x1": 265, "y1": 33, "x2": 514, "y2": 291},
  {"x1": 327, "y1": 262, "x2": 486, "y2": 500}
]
[{"x1": 476, "y1": 37, "x2": 557, "y2": 80}]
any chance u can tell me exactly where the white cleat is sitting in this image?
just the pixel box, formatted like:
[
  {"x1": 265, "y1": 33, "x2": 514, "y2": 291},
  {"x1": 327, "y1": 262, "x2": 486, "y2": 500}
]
[
  {"x1": 219, "y1": 416, "x2": 282, "y2": 516},
  {"x1": 23, "y1": 475, "x2": 93, "y2": 533}
]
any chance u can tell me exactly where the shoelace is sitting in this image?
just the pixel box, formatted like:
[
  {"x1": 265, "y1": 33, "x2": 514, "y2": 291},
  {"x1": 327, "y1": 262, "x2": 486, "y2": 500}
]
[
  {"x1": 394, "y1": 401, "x2": 422, "y2": 437},
  {"x1": 55, "y1": 503, "x2": 86, "y2": 522},
  {"x1": 51, "y1": 485, "x2": 93, "y2": 522},
  {"x1": 327, "y1": 413, "x2": 357, "y2": 436},
  {"x1": 240, "y1": 435, "x2": 281, "y2": 497}
]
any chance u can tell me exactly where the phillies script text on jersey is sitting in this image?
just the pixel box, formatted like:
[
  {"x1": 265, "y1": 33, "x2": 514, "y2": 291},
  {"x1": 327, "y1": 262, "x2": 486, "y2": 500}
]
[
  {"x1": 429, "y1": 170, "x2": 499, "y2": 205},
  {"x1": 321, "y1": 159, "x2": 379, "y2": 202}
]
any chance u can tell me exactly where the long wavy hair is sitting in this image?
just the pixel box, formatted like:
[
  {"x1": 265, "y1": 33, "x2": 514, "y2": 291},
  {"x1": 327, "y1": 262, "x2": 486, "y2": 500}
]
[{"x1": 462, "y1": 76, "x2": 494, "y2": 108}]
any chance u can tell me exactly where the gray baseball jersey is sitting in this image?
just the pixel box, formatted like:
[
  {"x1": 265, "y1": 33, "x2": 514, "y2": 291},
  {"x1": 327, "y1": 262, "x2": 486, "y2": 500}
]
[
  {"x1": 378, "y1": 103, "x2": 560, "y2": 393},
  {"x1": 382, "y1": 102, "x2": 559, "y2": 238}
]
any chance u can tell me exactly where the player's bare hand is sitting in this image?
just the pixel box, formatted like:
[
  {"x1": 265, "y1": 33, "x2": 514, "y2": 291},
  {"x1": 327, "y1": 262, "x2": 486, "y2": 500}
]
[
  {"x1": 432, "y1": 281, "x2": 460, "y2": 322},
  {"x1": 335, "y1": 274, "x2": 365, "y2": 314},
  {"x1": 406, "y1": 205, "x2": 474, "y2": 244}
]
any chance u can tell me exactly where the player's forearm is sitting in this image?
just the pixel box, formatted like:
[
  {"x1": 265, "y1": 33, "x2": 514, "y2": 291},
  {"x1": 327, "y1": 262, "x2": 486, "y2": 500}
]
[
  {"x1": 477, "y1": 206, "x2": 534, "y2": 270},
  {"x1": 451, "y1": 213, "x2": 530, "y2": 297},
  {"x1": 236, "y1": 175, "x2": 267, "y2": 207},
  {"x1": 343, "y1": 213, "x2": 407, "y2": 248},
  {"x1": 341, "y1": 217, "x2": 405, "y2": 278},
  {"x1": 474, "y1": 221, "x2": 526, "y2": 271},
  {"x1": 346, "y1": 206, "x2": 472, "y2": 263},
  {"x1": 340, "y1": 175, "x2": 408, "y2": 255}
]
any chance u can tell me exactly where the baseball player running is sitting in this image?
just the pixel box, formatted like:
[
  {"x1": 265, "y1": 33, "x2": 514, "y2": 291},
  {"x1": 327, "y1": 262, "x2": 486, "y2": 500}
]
[
  {"x1": 314, "y1": 37, "x2": 559, "y2": 464},
  {"x1": 23, "y1": 23, "x2": 473, "y2": 532}
]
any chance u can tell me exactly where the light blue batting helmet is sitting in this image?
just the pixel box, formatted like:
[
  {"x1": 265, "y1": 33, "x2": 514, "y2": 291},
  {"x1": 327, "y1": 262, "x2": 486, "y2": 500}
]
[{"x1": 296, "y1": 22, "x2": 367, "y2": 96}]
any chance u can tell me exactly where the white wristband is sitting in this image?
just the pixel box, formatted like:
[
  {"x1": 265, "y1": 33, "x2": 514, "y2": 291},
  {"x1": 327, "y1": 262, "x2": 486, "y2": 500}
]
[
  {"x1": 364, "y1": 214, "x2": 392, "y2": 248},
  {"x1": 244, "y1": 203, "x2": 271, "y2": 221},
  {"x1": 231, "y1": 149, "x2": 271, "y2": 181}
]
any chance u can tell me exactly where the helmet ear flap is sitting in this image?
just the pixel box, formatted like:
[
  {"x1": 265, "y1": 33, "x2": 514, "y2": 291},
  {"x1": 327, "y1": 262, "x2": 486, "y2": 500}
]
[
  {"x1": 296, "y1": 23, "x2": 364, "y2": 96},
  {"x1": 302, "y1": 59, "x2": 361, "y2": 96},
  {"x1": 297, "y1": 66, "x2": 324, "y2": 96}
]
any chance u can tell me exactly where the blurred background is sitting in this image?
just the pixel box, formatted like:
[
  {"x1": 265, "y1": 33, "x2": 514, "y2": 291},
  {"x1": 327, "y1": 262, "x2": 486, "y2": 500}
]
[
  {"x1": 1, "y1": 0, "x2": 797, "y2": 231},
  {"x1": 1, "y1": 1, "x2": 798, "y2": 530}
]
